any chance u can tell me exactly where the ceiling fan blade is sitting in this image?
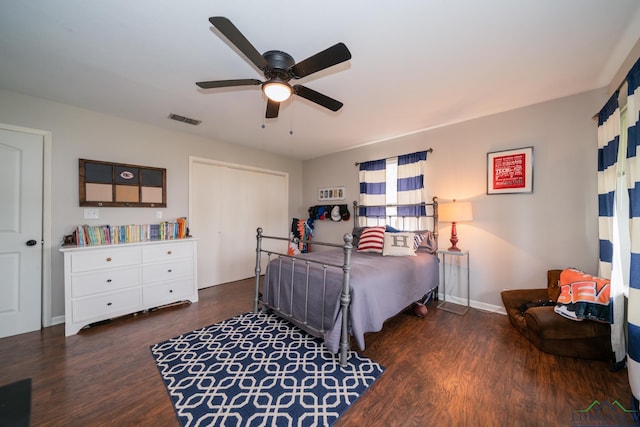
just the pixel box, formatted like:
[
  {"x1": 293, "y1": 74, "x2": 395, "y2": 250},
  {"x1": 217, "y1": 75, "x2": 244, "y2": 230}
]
[
  {"x1": 196, "y1": 79, "x2": 262, "y2": 89},
  {"x1": 265, "y1": 99, "x2": 280, "y2": 118},
  {"x1": 293, "y1": 85, "x2": 343, "y2": 112},
  {"x1": 209, "y1": 17, "x2": 269, "y2": 71},
  {"x1": 290, "y1": 43, "x2": 352, "y2": 79}
]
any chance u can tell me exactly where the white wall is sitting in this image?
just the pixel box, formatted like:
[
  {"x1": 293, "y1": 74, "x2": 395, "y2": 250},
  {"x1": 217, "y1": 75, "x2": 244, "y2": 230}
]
[
  {"x1": 302, "y1": 88, "x2": 609, "y2": 311},
  {"x1": 0, "y1": 89, "x2": 303, "y2": 320},
  {"x1": 0, "y1": 85, "x2": 616, "y2": 318}
]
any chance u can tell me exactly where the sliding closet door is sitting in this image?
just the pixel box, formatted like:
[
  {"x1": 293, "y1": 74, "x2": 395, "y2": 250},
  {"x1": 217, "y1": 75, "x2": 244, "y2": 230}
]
[{"x1": 191, "y1": 160, "x2": 288, "y2": 288}]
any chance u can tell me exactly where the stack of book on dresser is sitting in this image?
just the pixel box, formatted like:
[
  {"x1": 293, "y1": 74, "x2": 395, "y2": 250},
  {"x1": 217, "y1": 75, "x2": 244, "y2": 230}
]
[{"x1": 73, "y1": 217, "x2": 188, "y2": 246}]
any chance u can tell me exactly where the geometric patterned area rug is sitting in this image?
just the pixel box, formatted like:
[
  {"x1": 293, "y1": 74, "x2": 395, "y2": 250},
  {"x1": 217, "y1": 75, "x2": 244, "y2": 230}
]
[{"x1": 150, "y1": 312, "x2": 385, "y2": 427}]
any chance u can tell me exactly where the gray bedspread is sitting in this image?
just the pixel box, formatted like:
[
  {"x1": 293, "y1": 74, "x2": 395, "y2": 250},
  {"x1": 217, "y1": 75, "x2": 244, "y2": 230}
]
[{"x1": 263, "y1": 248, "x2": 440, "y2": 353}]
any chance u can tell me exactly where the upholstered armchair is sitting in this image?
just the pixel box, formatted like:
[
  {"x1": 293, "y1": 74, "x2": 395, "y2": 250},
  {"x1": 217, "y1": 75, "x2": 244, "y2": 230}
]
[{"x1": 500, "y1": 269, "x2": 613, "y2": 361}]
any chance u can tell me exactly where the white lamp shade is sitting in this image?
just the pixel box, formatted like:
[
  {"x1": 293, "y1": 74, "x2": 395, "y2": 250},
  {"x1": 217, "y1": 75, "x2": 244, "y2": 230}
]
[
  {"x1": 439, "y1": 201, "x2": 473, "y2": 223},
  {"x1": 263, "y1": 81, "x2": 292, "y2": 102}
]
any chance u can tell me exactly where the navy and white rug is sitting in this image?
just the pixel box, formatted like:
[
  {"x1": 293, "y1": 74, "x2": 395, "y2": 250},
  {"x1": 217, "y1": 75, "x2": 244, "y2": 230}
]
[{"x1": 150, "y1": 312, "x2": 385, "y2": 427}]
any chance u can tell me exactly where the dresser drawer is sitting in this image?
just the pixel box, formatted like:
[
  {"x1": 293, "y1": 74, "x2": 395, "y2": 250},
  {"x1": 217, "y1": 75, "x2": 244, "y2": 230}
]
[
  {"x1": 70, "y1": 246, "x2": 140, "y2": 273},
  {"x1": 142, "y1": 241, "x2": 193, "y2": 263},
  {"x1": 61, "y1": 239, "x2": 198, "y2": 336},
  {"x1": 72, "y1": 288, "x2": 141, "y2": 323},
  {"x1": 142, "y1": 259, "x2": 193, "y2": 283},
  {"x1": 142, "y1": 278, "x2": 195, "y2": 307},
  {"x1": 71, "y1": 266, "x2": 140, "y2": 298}
]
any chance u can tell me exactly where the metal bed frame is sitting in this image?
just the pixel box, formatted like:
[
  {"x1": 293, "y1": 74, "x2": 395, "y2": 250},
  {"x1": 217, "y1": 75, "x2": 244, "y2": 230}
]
[{"x1": 253, "y1": 197, "x2": 439, "y2": 366}]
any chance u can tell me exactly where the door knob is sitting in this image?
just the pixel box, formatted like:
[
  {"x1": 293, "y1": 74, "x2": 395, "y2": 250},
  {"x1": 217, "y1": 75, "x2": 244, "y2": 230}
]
[{"x1": 26, "y1": 240, "x2": 37, "y2": 246}]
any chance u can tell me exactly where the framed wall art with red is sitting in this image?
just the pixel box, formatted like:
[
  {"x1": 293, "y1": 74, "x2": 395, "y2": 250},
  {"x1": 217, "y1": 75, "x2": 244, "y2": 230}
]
[{"x1": 486, "y1": 147, "x2": 533, "y2": 194}]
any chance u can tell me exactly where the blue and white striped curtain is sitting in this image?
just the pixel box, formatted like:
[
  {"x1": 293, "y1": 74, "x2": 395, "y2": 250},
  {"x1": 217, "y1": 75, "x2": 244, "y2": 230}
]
[
  {"x1": 397, "y1": 151, "x2": 428, "y2": 229},
  {"x1": 625, "y1": 57, "x2": 640, "y2": 409},
  {"x1": 358, "y1": 158, "x2": 386, "y2": 225},
  {"x1": 397, "y1": 151, "x2": 428, "y2": 216},
  {"x1": 597, "y1": 92, "x2": 620, "y2": 279},
  {"x1": 358, "y1": 151, "x2": 429, "y2": 227},
  {"x1": 597, "y1": 91, "x2": 624, "y2": 364}
]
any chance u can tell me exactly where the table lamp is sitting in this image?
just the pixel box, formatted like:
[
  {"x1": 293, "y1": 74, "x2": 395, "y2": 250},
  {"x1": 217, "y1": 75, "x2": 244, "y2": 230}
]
[{"x1": 438, "y1": 200, "x2": 473, "y2": 251}]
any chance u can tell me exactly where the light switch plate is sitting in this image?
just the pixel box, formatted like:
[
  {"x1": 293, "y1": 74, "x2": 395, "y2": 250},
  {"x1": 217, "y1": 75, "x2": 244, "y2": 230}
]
[
  {"x1": 84, "y1": 208, "x2": 99, "y2": 219},
  {"x1": 156, "y1": 211, "x2": 163, "y2": 219}
]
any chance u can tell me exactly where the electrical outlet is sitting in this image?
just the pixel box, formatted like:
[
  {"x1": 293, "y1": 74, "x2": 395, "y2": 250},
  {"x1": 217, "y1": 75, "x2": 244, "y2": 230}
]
[
  {"x1": 156, "y1": 211, "x2": 162, "y2": 219},
  {"x1": 84, "y1": 208, "x2": 99, "y2": 219}
]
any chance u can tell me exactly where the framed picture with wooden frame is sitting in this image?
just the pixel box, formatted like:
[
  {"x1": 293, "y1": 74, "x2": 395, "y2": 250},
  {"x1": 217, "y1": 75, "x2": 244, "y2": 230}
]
[
  {"x1": 487, "y1": 147, "x2": 534, "y2": 194},
  {"x1": 79, "y1": 159, "x2": 167, "y2": 207}
]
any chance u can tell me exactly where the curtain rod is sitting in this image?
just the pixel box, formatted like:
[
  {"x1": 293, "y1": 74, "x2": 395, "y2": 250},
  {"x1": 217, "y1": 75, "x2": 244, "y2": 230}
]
[
  {"x1": 354, "y1": 148, "x2": 433, "y2": 166},
  {"x1": 592, "y1": 73, "x2": 630, "y2": 121}
]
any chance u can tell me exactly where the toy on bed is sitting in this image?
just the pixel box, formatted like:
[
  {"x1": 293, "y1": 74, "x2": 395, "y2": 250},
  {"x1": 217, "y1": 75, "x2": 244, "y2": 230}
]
[
  {"x1": 288, "y1": 217, "x2": 313, "y2": 254},
  {"x1": 253, "y1": 197, "x2": 439, "y2": 366}
]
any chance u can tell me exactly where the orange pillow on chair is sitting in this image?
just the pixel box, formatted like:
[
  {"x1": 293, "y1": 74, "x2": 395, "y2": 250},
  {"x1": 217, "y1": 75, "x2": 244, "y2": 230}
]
[{"x1": 554, "y1": 268, "x2": 612, "y2": 322}]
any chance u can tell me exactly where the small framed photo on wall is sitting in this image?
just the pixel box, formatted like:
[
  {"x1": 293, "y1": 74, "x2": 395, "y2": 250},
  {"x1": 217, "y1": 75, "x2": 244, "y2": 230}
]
[
  {"x1": 487, "y1": 147, "x2": 533, "y2": 194},
  {"x1": 318, "y1": 186, "x2": 345, "y2": 201}
]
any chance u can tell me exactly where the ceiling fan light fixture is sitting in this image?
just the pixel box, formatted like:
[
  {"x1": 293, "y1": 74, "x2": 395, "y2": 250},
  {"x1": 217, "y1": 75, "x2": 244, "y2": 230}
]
[
  {"x1": 199, "y1": 17, "x2": 352, "y2": 119},
  {"x1": 263, "y1": 81, "x2": 292, "y2": 102}
]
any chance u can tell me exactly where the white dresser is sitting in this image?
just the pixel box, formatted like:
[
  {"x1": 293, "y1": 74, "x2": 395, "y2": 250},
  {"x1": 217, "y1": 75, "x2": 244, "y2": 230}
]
[{"x1": 60, "y1": 238, "x2": 198, "y2": 336}]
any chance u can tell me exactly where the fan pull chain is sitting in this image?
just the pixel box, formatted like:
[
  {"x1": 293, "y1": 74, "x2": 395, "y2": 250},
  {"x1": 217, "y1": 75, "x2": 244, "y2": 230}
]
[{"x1": 289, "y1": 97, "x2": 294, "y2": 135}]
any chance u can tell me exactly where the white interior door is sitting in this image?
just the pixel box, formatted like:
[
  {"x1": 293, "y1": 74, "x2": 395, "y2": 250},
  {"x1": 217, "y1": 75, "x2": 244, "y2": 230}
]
[
  {"x1": 0, "y1": 128, "x2": 43, "y2": 337},
  {"x1": 191, "y1": 160, "x2": 288, "y2": 288}
]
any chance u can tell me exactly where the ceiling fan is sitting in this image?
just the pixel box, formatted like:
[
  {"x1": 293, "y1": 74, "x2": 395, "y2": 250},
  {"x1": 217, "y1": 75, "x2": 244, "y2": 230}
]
[{"x1": 196, "y1": 17, "x2": 352, "y2": 119}]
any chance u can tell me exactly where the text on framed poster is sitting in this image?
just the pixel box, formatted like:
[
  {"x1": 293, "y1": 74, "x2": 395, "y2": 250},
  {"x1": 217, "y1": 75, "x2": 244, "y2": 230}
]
[{"x1": 487, "y1": 147, "x2": 533, "y2": 194}]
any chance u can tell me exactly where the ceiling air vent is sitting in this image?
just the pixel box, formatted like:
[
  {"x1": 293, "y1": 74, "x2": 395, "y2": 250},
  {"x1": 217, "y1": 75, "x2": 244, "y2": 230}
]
[{"x1": 168, "y1": 113, "x2": 201, "y2": 126}]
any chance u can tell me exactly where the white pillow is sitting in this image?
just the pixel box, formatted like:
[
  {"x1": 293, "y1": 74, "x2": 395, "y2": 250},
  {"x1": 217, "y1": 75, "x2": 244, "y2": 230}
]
[{"x1": 383, "y1": 232, "x2": 416, "y2": 256}]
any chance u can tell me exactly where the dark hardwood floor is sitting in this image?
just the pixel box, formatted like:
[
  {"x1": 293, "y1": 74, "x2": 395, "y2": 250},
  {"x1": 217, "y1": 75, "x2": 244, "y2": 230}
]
[{"x1": 0, "y1": 278, "x2": 632, "y2": 426}]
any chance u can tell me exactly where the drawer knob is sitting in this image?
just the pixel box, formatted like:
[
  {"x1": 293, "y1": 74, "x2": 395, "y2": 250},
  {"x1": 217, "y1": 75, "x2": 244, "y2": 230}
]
[
  {"x1": 167, "y1": 250, "x2": 172, "y2": 255},
  {"x1": 169, "y1": 289, "x2": 173, "y2": 293},
  {"x1": 106, "y1": 279, "x2": 112, "y2": 283},
  {"x1": 106, "y1": 257, "x2": 112, "y2": 262},
  {"x1": 107, "y1": 302, "x2": 112, "y2": 306},
  {"x1": 168, "y1": 269, "x2": 172, "y2": 273}
]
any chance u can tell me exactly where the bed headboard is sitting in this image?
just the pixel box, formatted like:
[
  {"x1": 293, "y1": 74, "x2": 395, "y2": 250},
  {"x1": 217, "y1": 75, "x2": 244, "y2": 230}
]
[{"x1": 352, "y1": 196, "x2": 439, "y2": 242}]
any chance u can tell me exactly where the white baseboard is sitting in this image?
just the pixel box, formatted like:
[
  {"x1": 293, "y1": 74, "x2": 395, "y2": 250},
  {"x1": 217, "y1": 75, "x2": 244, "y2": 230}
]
[
  {"x1": 437, "y1": 293, "x2": 506, "y2": 315},
  {"x1": 51, "y1": 315, "x2": 65, "y2": 326},
  {"x1": 49, "y1": 299, "x2": 505, "y2": 329}
]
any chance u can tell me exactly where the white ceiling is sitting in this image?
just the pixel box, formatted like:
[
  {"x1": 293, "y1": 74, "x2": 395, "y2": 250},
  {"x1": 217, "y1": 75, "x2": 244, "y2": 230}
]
[{"x1": 1, "y1": 1, "x2": 639, "y2": 160}]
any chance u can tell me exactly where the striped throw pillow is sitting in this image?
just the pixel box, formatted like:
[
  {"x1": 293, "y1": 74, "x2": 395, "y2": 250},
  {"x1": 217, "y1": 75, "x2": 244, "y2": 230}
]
[
  {"x1": 413, "y1": 233, "x2": 425, "y2": 250},
  {"x1": 357, "y1": 226, "x2": 385, "y2": 253}
]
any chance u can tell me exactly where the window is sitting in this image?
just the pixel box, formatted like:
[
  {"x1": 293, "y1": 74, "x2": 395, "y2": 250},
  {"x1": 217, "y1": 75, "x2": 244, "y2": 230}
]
[{"x1": 358, "y1": 151, "x2": 429, "y2": 230}]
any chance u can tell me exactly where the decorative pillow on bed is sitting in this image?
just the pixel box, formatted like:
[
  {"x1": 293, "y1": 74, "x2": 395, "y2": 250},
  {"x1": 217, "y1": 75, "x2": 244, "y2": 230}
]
[
  {"x1": 414, "y1": 230, "x2": 437, "y2": 253},
  {"x1": 351, "y1": 226, "x2": 366, "y2": 247},
  {"x1": 353, "y1": 225, "x2": 400, "y2": 246},
  {"x1": 356, "y1": 226, "x2": 386, "y2": 253},
  {"x1": 383, "y1": 232, "x2": 417, "y2": 256}
]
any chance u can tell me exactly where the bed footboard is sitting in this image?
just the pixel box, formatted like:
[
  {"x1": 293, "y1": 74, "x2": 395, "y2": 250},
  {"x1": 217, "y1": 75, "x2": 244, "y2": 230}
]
[{"x1": 254, "y1": 227, "x2": 354, "y2": 366}]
